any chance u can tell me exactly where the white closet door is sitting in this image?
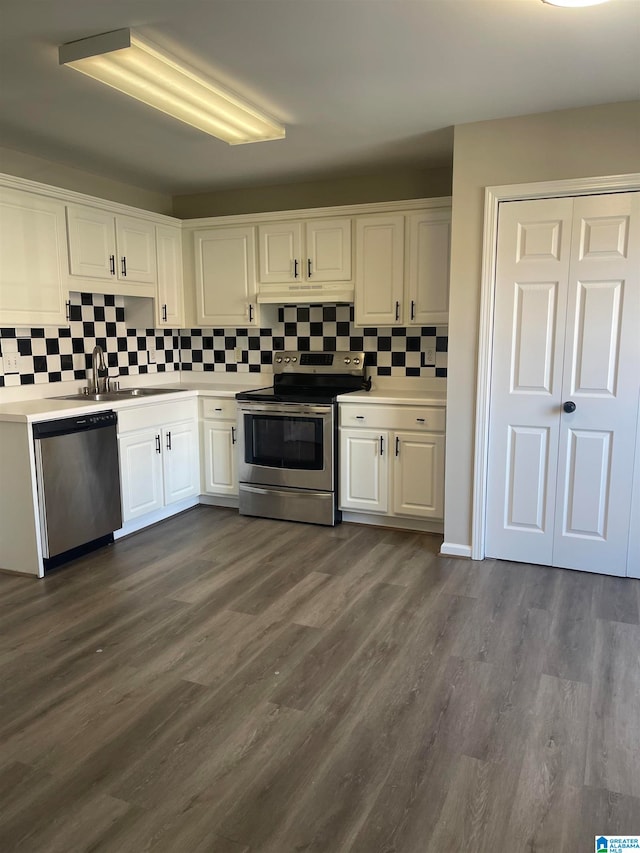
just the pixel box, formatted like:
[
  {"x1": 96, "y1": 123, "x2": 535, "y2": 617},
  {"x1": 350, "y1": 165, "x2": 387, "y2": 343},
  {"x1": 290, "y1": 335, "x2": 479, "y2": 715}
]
[
  {"x1": 486, "y1": 192, "x2": 640, "y2": 577},
  {"x1": 486, "y1": 197, "x2": 573, "y2": 566},
  {"x1": 552, "y1": 192, "x2": 640, "y2": 574}
]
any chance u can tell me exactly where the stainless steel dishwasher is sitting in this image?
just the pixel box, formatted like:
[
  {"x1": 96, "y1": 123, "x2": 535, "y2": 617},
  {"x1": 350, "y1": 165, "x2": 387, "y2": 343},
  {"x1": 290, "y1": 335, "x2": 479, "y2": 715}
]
[{"x1": 33, "y1": 411, "x2": 122, "y2": 570}]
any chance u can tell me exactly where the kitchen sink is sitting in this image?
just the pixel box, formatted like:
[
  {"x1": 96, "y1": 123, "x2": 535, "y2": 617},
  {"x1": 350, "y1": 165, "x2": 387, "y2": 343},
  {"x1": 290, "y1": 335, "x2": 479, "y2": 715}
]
[{"x1": 51, "y1": 388, "x2": 186, "y2": 402}]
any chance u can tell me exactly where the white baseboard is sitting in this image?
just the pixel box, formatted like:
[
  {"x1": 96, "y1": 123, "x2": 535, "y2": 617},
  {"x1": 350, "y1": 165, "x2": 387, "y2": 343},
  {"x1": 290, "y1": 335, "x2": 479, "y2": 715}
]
[
  {"x1": 341, "y1": 511, "x2": 443, "y2": 535},
  {"x1": 199, "y1": 494, "x2": 239, "y2": 509},
  {"x1": 115, "y1": 496, "x2": 199, "y2": 539},
  {"x1": 440, "y1": 542, "x2": 473, "y2": 559}
]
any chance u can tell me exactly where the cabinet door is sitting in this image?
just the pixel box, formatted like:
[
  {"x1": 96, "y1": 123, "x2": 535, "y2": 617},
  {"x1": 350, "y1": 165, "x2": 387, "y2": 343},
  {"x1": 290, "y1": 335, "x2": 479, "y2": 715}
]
[
  {"x1": 66, "y1": 204, "x2": 116, "y2": 280},
  {"x1": 119, "y1": 429, "x2": 164, "y2": 521},
  {"x1": 195, "y1": 226, "x2": 259, "y2": 326},
  {"x1": 162, "y1": 420, "x2": 199, "y2": 505},
  {"x1": 202, "y1": 420, "x2": 238, "y2": 495},
  {"x1": 339, "y1": 428, "x2": 389, "y2": 513},
  {"x1": 155, "y1": 225, "x2": 184, "y2": 327},
  {"x1": 406, "y1": 210, "x2": 451, "y2": 326},
  {"x1": 305, "y1": 218, "x2": 351, "y2": 282},
  {"x1": 392, "y1": 432, "x2": 445, "y2": 519},
  {"x1": 257, "y1": 221, "x2": 302, "y2": 284},
  {"x1": 355, "y1": 215, "x2": 404, "y2": 326},
  {"x1": 0, "y1": 188, "x2": 68, "y2": 326},
  {"x1": 115, "y1": 215, "x2": 156, "y2": 283}
]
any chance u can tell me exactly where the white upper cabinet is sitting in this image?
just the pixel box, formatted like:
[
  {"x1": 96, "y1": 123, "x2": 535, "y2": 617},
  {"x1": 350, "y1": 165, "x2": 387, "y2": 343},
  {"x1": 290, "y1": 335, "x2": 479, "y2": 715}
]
[
  {"x1": 114, "y1": 215, "x2": 156, "y2": 283},
  {"x1": 0, "y1": 186, "x2": 68, "y2": 326},
  {"x1": 258, "y1": 221, "x2": 303, "y2": 284},
  {"x1": 258, "y1": 217, "x2": 351, "y2": 284},
  {"x1": 406, "y1": 210, "x2": 451, "y2": 325},
  {"x1": 67, "y1": 203, "x2": 156, "y2": 286},
  {"x1": 354, "y1": 214, "x2": 405, "y2": 326},
  {"x1": 194, "y1": 225, "x2": 260, "y2": 327},
  {"x1": 355, "y1": 207, "x2": 451, "y2": 327},
  {"x1": 155, "y1": 224, "x2": 184, "y2": 328}
]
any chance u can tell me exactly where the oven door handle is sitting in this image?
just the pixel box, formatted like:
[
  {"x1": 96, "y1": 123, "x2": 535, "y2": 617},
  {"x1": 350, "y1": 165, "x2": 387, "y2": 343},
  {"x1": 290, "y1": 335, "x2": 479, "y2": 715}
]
[{"x1": 238, "y1": 404, "x2": 333, "y2": 417}]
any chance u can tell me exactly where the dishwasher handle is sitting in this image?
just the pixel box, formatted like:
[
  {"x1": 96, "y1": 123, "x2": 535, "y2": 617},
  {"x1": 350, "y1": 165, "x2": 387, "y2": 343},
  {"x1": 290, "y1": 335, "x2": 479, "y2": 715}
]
[{"x1": 33, "y1": 411, "x2": 118, "y2": 439}]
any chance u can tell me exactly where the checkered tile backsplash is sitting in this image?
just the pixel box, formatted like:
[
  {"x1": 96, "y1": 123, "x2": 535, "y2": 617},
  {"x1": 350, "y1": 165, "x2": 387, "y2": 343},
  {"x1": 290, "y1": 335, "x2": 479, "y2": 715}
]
[
  {"x1": 181, "y1": 305, "x2": 448, "y2": 378},
  {"x1": 0, "y1": 292, "x2": 179, "y2": 388},
  {"x1": 0, "y1": 297, "x2": 447, "y2": 388}
]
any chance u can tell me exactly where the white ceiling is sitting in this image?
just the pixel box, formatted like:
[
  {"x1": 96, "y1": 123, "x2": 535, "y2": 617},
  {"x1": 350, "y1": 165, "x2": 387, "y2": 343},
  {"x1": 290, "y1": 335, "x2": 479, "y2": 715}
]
[{"x1": 0, "y1": 0, "x2": 638, "y2": 195}]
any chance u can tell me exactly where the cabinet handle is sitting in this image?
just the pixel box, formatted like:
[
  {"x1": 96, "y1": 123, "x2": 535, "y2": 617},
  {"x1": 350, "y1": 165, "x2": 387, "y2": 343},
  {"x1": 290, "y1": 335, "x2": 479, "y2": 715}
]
[
  {"x1": 109, "y1": 255, "x2": 115, "y2": 276},
  {"x1": 307, "y1": 258, "x2": 312, "y2": 278},
  {"x1": 232, "y1": 426, "x2": 237, "y2": 445},
  {"x1": 214, "y1": 407, "x2": 223, "y2": 412},
  {"x1": 395, "y1": 436, "x2": 400, "y2": 457},
  {"x1": 121, "y1": 256, "x2": 127, "y2": 277},
  {"x1": 166, "y1": 431, "x2": 172, "y2": 451},
  {"x1": 294, "y1": 259, "x2": 299, "y2": 278},
  {"x1": 249, "y1": 303, "x2": 254, "y2": 322},
  {"x1": 410, "y1": 300, "x2": 415, "y2": 321},
  {"x1": 355, "y1": 415, "x2": 365, "y2": 420},
  {"x1": 395, "y1": 301, "x2": 400, "y2": 321},
  {"x1": 162, "y1": 304, "x2": 167, "y2": 322},
  {"x1": 416, "y1": 418, "x2": 425, "y2": 423},
  {"x1": 380, "y1": 435, "x2": 384, "y2": 455},
  {"x1": 65, "y1": 300, "x2": 71, "y2": 321},
  {"x1": 155, "y1": 434, "x2": 161, "y2": 454}
]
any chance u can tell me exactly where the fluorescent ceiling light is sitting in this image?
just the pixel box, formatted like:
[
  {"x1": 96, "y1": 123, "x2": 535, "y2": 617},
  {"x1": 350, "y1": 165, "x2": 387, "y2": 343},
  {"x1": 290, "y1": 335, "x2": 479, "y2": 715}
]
[
  {"x1": 59, "y1": 28, "x2": 285, "y2": 145},
  {"x1": 542, "y1": 0, "x2": 612, "y2": 6}
]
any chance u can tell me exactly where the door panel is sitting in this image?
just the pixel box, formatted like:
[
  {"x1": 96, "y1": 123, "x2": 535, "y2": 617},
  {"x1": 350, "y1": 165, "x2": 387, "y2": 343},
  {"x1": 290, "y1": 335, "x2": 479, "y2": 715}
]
[
  {"x1": 488, "y1": 191, "x2": 639, "y2": 576},
  {"x1": 561, "y1": 429, "x2": 611, "y2": 540},
  {"x1": 485, "y1": 197, "x2": 573, "y2": 566},
  {"x1": 511, "y1": 282, "x2": 558, "y2": 393},
  {"x1": 505, "y1": 426, "x2": 550, "y2": 532},
  {"x1": 552, "y1": 192, "x2": 640, "y2": 575},
  {"x1": 571, "y1": 280, "x2": 622, "y2": 396}
]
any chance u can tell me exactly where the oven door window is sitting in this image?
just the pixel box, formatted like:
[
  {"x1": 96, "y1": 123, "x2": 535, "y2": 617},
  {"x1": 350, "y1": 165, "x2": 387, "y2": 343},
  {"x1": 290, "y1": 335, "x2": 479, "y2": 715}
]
[{"x1": 245, "y1": 414, "x2": 324, "y2": 470}]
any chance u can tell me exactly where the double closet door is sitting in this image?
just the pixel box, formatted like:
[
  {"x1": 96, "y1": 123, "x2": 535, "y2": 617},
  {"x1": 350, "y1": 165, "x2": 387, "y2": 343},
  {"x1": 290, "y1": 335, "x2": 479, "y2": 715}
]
[{"x1": 486, "y1": 191, "x2": 639, "y2": 576}]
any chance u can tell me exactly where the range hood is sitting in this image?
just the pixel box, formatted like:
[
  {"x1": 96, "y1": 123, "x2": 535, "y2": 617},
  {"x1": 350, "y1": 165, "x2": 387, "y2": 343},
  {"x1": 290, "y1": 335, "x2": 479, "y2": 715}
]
[{"x1": 256, "y1": 282, "x2": 354, "y2": 304}]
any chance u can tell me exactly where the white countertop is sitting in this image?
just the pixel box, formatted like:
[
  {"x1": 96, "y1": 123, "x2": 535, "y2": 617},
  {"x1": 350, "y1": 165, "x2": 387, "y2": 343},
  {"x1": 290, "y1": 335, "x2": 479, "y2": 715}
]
[
  {"x1": 0, "y1": 380, "x2": 264, "y2": 424},
  {"x1": 0, "y1": 374, "x2": 446, "y2": 423}
]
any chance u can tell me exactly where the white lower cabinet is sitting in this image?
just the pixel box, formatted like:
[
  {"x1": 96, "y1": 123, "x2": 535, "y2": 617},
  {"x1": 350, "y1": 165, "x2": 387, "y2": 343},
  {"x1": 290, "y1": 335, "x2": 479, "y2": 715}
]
[
  {"x1": 339, "y1": 428, "x2": 389, "y2": 513},
  {"x1": 339, "y1": 403, "x2": 445, "y2": 522},
  {"x1": 118, "y1": 401, "x2": 199, "y2": 524},
  {"x1": 201, "y1": 397, "x2": 238, "y2": 497}
]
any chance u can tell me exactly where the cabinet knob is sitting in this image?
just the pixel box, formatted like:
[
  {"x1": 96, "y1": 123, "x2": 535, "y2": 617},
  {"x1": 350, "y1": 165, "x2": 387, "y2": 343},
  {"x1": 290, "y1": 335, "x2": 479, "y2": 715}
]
[{"x1": 344, "y1": 357, "x2": 351, "y2": 364}]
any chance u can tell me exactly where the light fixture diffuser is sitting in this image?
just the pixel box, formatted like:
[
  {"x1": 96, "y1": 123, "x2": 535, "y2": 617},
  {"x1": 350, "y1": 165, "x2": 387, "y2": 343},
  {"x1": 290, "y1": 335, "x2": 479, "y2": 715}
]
[
  {"x1": 59, "y1": 29, "x2": 286, "y2": 145},
  {"x1": 542, "y1": 0, "x2": 612, "y2": 6}
]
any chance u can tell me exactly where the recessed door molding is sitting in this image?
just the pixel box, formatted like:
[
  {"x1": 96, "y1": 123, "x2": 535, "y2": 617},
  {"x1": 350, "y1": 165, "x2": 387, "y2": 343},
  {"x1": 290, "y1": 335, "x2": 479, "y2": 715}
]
[{"x1": 472, "y1": 172, "x2": 640, "y2": 562}]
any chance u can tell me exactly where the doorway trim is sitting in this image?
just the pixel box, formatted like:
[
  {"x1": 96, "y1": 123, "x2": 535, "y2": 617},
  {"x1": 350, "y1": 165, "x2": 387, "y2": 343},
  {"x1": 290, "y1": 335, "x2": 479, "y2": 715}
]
[{"x1": 471, "y1": 172, "x2": 640, "y2": 561}]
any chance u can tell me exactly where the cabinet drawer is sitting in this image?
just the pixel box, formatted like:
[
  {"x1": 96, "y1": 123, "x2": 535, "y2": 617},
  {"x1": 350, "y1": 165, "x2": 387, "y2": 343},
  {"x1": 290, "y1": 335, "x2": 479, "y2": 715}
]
[
  {"x1": 118, "y1": 399, "x2": 197, "y2": 434},
  {"x1": 200, "y1": 397, "x2": 237, "y2": 421},
  {"x1": 339, "y1": 403, "x2": 445, "y2": 433}
]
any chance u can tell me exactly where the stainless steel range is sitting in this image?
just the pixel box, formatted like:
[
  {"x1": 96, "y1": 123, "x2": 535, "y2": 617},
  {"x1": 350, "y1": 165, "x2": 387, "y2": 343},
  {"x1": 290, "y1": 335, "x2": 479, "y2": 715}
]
[{"x1": 236, "y1": 351, "x2": 369, "y2": 526}]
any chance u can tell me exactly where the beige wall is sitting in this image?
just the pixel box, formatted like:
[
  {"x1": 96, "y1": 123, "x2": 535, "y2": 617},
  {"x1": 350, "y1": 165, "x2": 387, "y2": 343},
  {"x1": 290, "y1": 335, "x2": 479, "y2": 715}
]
[
  {"x1": 445, "y1": 100, "x2": 640, "y2": 551},
  {"x1": 173, "y1": 165, "x2": 453, "y2": 218},
  {"x1": 0, "y1": 146, "x2": 173, "y2": 214}
]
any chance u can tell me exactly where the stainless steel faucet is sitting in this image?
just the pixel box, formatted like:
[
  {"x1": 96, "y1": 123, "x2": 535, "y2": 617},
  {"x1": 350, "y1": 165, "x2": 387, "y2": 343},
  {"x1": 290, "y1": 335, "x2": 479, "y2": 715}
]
[{"x1": 91, "y1": 345, "x2": 108, "y2": 393}]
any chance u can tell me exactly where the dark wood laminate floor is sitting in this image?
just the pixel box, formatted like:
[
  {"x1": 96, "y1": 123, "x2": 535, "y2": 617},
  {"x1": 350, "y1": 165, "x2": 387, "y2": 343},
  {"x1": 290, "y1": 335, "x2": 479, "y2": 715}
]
[{"x1": 1, "y1": 506, "x2": 638, "y2": 852}]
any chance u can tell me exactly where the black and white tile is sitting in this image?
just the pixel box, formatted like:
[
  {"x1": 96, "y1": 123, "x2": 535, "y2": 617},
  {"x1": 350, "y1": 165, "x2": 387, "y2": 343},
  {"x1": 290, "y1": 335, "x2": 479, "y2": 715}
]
[
  {"x1": 180, "y1": 304, "x2": 448, "y2": 378},
  {"x1": 1, "y1": 298, "x2": 447, "y2": 388},
  {"x1": 0, "y1": 292, "x2": 179, "y2": 388}
]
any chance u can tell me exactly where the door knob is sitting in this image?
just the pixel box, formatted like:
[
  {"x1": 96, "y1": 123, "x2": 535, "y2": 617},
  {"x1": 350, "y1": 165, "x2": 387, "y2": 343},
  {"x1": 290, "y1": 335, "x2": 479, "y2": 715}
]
[{"x1": 563, "y1": 401, "x2": 576, "y2": 413}]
